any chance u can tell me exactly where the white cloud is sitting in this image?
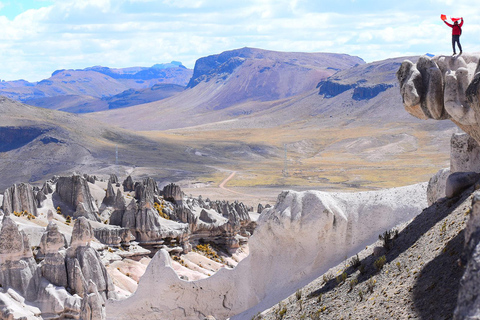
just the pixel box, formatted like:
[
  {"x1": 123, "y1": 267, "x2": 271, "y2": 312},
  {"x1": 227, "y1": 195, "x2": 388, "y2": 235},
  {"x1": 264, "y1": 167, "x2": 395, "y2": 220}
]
[{"x1": 0, "y1": 1, "x2": 480, "y2": 81}]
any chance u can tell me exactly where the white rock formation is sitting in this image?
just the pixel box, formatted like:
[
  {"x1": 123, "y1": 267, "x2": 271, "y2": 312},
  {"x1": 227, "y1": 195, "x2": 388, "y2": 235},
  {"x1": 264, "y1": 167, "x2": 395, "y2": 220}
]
[{"x1": 106, "y1": 183, "x2": 428, "y2": 319}]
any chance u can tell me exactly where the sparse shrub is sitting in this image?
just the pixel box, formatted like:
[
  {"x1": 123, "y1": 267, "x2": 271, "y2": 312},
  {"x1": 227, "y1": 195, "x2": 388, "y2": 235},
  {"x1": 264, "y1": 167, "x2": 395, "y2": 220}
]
[
  {"x1": 348, "y1": 278, "x2": 358, "y2": 292},
  {"x1": 317, "y1": 293, "x2": 322, "y2": 303},
  {"x1": 275, "y1": 302, "x2": 287, "y2": 320},
  {"x1": 323, "y1": 273, "x2": 333, "y2": 284},
  {"x1": 295, "y1": 289, "x2": 302, "y2": 301},
  {"x1": 65, "y1": 215, "x2": 71, "y2": 224},
  {"x1": 193, "y1": 243, "x2": 224, "y2": 263},
  {"x1": 358, "y1": 289, "x2": 364, "y2": 301},
  {"x1": 379, "y1": 229, "x2": 398, "y2": 251},
  {"x1": 56, "y1": 206, "x2": 62, "y2": 215},
  {"x1": 374, "y1": 255, "x2": 387, "y2": 271},
  {"x1": 154, "y1": 201, "x2": 170, "y2": 220},
  {"x1": 359, "y1": 262, "x2": 366, "y2": 274},
  {"x1": 396, "y1": 261, "x2": 401, "y2": 271},
  {"x1": 350, "y1": 254, "x2": 361, "y2": 269},
  {"x1": 336, "y1": 271, "x2": 347, "y2": 285},
  {"x1": 251, "y1": 313, "x2": 263, "y2": 320},
  {"x1": 366, "y1": 278, "x2": 376, "y2": 293}
]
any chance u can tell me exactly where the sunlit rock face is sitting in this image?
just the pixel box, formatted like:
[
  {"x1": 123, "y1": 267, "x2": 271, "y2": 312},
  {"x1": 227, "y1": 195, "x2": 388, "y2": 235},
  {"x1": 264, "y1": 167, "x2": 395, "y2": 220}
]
[{"x1": 397, "y1": 53, "x2": 480, "y2": 143}]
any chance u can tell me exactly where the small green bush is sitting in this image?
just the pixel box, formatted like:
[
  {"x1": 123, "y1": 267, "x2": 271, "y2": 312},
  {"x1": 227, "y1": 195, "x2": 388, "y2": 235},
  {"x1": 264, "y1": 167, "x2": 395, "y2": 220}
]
[{"x1": 374, "y1": 255, "x2": 387, "y2": 271}]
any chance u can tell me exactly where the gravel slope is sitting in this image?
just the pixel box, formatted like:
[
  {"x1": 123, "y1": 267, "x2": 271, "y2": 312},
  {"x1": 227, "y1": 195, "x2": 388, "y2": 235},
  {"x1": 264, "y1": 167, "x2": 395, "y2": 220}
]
[{"x1": 258, "y1": 186, "x2": 473, "y2": 320}]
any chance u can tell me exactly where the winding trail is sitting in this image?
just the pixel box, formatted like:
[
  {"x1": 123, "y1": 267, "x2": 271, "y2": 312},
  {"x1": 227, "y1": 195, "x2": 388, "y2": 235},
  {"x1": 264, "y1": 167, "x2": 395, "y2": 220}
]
[{"x1": 218, "y1": 171, "x2": 257, "y2": 197}]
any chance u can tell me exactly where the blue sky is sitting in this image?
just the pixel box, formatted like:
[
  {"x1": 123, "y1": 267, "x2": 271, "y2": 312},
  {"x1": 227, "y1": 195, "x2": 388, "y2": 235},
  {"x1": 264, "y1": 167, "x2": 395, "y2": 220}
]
[{"x1": 0, "y1": 0, "x2": 479, "y2": 81}]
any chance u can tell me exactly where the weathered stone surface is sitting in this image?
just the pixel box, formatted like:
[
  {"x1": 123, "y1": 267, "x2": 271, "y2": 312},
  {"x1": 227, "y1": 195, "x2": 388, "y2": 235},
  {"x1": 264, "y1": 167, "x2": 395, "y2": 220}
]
[
  {"x1": 101, "y1": 181, "x2": 116, "y2": 208},
  {"x1": 162, "y1": 183, "x2": 183, "y2": 205},
  {"x1": 122, "y1": 176, "x2": 135, "y2": 192},
  {"x1": 70, "y1": 217, "x2": 94, "y2": 249},
  {"x1": 109, "y1": 190, "x2": 127, "y2": 226},
  {"x1": 41, "y1": 181, "x2": 54, "y2": 195},
  {"x1": 81, "y1": 280, "x2": 106, "y2": 320},
  {"x1": 451, "y1": 133, "x2": 480, "y2": 173},
  {"x1": 93, "y1": 227, "x2": 134, "y2": 247},
  {"x1": 109, "y1": 174, "x2": 119, "y2": 185},
  {"x1": 445, "y1": 172, "x2": 480, "y2": 198},
  {"x1": 257, "y1": 203, "x2": 264, "y2": 213},
  {"x1": 0, "y1": 216, "x2": 40, "y2": 300},
  {"x1": 66, "y1": 218, "x2": 116, "y2": 302},
  {"x1": 2, "y1": 183, "x2": 38, "y2": 216},
  {"x1": 427, "y1": 168, "x2": 450, "y2": 205},
  {"x1": 56, "y1": 175, "x2": 100, "y2": 222},
  {"x1": 36, "y1": 190, "x2": 47, "y2": 208},
  {"x1": 397, "y1": 54, "x2": 480, "y2": 143}
]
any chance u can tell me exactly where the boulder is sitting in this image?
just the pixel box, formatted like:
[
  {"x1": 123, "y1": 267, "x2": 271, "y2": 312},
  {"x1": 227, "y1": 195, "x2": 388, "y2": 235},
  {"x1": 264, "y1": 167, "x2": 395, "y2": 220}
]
[
  {"x1": 56, "y1": 175, "x2": 100, "y2": 222},
  {"x1": 427, "y1": 168, "x2": 450, "y2": 205},
  {"x1": 445, "y1": 172, "x2": 480, "y2": 198}
]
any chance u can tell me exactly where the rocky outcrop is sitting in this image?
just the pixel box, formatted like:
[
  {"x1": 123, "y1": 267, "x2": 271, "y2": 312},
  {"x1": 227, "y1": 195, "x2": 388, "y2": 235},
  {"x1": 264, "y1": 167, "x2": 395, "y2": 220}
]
[
  {"x1": 318, "y1": 80, "x2": 392, "y2": 100},
  {"x1": 81, "y1": 280, "x2": 106, "y2": 320},
  {"x1": 397, "y1": 54, "x2": 480, "y2": 142},
  {"x1": 122, "y1": 175, "x2": 134, "y2": 192},
  {"x1": 446, "y1": 172, "x2": 480, "y2": 198},
  {"x1": 317, "y1": 80, "x2": 355, "y2": 98},
  {"x1": 38, "y1": 221, "x2": 68, "y2": 288},
  {"x1": 101, "y1": 180, "x2": 116, "y2": 208},
  {"x1": 109, "y1": 190, "x2": 127, "y2": 226},
  {"x1": 0, "y1": 216, "x2": 40, "y2": 301},
  {"x1": 56, "y1": 175, "x2": 100, "y2": 221},
  {"x1": 106, "y1": 183, "x2": 428, "y2": 320},
  {"x1": 109, "y1": 174, "x2": 118, "y2": 185},
  {"x1": 66, "y1": 217, "x2": 116, "y2": 302},
  {"x1": 93, "y1": 227, "x2": 134, "y2": 247},
  {"x1": 162, "y1": 183, "x2": 183, "y2": 205},
  {"x1": 2, "y1": 183, "x2": 38, "y2": 216},
  {"x1": 35, "y1": 190, "x2": 47, "y2": 208},
  {"x1": 352, "y1": 84, "x2": 393, "y2": 100}
]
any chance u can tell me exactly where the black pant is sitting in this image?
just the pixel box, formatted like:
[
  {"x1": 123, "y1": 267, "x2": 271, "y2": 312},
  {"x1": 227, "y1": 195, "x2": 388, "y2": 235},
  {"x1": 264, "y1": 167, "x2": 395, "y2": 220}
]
[{"x1": 452, "y1": 35, "x2": 462, "y2": 53}]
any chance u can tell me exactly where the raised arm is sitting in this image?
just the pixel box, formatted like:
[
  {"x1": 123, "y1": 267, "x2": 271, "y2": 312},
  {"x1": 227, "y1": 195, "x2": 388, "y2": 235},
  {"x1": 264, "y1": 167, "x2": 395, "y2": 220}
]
[
  {"x1": 459, "y1": 18, "x2": 464, "y2": 27},
  {"x1": 444, "y1": 20, "x2": 453, "y2": 27}
]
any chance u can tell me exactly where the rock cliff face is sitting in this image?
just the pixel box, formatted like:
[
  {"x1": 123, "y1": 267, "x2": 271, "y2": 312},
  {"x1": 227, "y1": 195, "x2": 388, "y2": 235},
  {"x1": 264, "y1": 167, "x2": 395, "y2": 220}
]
[
  {"x1": 106, "y1": 183, "x2": 428, "y2": 320},
  {"x1": 56, "y1": 175, "x2": 100, "y2": 221},
  {"x1": 2, "y1": 183, "x2": 38, "y2": 216}
]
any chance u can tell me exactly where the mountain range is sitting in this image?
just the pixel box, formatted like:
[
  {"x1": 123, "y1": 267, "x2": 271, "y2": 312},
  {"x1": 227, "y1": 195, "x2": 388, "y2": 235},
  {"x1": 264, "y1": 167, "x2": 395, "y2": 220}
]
[
  {"x1": 0, "y1": 47, "x2": 458, "y2": 194},
  {"x1": 0, "y1": 62, "x2": 191, "y2": 113}
]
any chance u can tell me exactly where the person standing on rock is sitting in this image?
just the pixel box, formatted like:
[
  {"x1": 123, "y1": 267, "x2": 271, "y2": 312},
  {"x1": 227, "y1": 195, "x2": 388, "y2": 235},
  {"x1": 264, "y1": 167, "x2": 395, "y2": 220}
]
[{"x1": 443, "y1": 17, "x2": 463, "y2": 55}]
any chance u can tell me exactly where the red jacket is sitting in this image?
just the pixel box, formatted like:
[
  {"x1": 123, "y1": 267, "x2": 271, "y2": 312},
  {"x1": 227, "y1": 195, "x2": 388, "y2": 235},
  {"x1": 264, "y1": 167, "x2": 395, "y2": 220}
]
[{"x1": 445, "y1": 19, "x2": 463, "y2": 35}]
